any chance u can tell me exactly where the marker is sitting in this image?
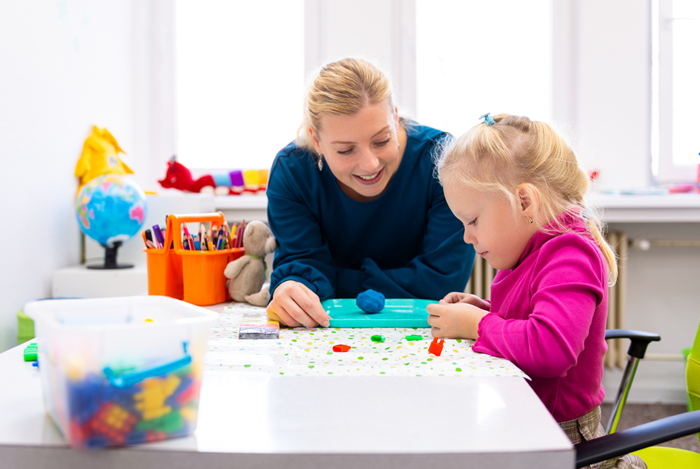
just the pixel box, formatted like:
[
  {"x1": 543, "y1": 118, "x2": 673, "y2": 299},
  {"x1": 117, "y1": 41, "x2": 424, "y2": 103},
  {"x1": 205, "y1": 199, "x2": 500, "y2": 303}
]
[
  {"x1": 237, "y1": 220, "x2": 247, "y2": 248},
  {"x1": 152, "y1": 225, "x2": 164, "y2": 249},
  {"x1": 225, "y1": 223, "x2": 232, "y2": 248},
  {"x1": 211, "y1": 225, "x2": 219, "y2": 250},
  {"x1": 183, "y1": 224, "x2": 195, "y2": 250},
  {"x1": 221, "y1": 223, "x2": 230, "y2": 249},
  {"x1": 232, "y1": 224, "x2": 239, "y2": 249},
  {"x1": 145, "y1": 229, "x2": 154, "y2": 246},
  {"x1": 199, "y1": 224, "x2": 207, "y2": 251},
  {"x1": 216, "y1": 224, "x2": 226, "y2": 250},
  {"x1": 141, "y1": 231, "x2": 149, "y2": 249}
]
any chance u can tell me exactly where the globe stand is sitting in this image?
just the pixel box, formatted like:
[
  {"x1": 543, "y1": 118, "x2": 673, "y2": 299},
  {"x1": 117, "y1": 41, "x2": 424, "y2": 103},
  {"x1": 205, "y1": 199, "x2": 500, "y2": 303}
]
[{"x1": 87, "y1": 241, "x2": 133, "y2": 270}]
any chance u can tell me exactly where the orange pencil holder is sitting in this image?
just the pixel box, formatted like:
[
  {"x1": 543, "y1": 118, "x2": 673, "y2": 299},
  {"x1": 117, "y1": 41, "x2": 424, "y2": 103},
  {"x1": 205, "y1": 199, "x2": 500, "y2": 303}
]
[{"x1": 144, "y1": 212, "x2": 244, "y2": 306}]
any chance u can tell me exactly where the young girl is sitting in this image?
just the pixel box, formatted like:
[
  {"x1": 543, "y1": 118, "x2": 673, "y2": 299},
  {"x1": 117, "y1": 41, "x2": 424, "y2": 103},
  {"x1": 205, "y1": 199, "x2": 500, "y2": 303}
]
[{"x1": 428, "y1": 113, "x2": 646, "y2": 469}]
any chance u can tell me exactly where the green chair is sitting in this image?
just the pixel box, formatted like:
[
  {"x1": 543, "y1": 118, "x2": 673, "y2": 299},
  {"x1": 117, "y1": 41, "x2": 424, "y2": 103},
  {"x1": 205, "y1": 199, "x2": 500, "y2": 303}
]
[
  {"x1": 576, "y1": 321, "x2": 700, "y2": 468},
  {"x1": 16, "y1": 309, "x2": 35, "y2": 345}
]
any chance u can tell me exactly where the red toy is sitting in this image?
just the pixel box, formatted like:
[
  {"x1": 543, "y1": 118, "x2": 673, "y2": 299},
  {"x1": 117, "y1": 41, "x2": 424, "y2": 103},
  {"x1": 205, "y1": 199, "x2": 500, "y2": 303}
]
[
  {"x1": 428, "y1": 337, "x2": 444, "y2": 356},
  {"x1": 158, "y1": 155, "x2": 245, "y2": 195},
  {"x1": 332, "y1": 344, "x2": 351, "y2": 353}
]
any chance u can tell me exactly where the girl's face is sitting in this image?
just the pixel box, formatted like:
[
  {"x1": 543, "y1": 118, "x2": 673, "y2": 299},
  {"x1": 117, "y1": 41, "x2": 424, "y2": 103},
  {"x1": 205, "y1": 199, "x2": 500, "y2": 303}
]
[
  {"x1": 310, "y1": 102, "x2": 405, "y2": 201},
  {"x1": 444, "y1": 180, "x2": 539, "y2": 271}
]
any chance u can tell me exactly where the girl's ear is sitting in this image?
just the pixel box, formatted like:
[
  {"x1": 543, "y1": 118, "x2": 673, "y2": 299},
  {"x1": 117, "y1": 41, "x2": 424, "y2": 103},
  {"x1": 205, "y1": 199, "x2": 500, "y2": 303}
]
[
  {"x1": 309, "y1": 127, "x2": 323, "y2": 155},
  {"x1": 517, "y1": 184, "x2": 539, "y2": 218}
]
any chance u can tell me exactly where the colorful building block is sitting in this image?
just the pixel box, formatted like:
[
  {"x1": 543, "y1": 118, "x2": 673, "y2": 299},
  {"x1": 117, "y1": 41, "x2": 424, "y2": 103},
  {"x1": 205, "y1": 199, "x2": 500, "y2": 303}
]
[{"x1": 429, "y1": 337, "x2": 445, "y2": 356}]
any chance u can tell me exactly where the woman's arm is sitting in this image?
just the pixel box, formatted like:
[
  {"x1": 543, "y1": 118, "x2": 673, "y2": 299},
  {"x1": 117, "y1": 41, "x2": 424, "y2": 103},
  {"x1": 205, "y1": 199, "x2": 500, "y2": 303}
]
[{"x1": 266, "y1": 151, "x2": 337, "y2": 302}]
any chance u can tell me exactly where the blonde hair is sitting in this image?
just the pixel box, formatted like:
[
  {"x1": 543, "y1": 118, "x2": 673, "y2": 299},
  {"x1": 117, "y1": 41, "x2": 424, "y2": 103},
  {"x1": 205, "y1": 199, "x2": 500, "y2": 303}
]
[
  {"x1": 297, "y1": 58, "x2": 396, "y2": 154},
  {"x1": 437, "y1": 114, "x2": 618, "y2": 285}
]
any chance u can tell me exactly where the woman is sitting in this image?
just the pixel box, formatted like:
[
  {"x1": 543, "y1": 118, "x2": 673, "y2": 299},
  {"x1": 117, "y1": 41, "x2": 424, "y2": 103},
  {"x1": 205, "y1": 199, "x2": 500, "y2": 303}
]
[{"x1": 266, "y1": 58, "x2": 475, "y2": 327}]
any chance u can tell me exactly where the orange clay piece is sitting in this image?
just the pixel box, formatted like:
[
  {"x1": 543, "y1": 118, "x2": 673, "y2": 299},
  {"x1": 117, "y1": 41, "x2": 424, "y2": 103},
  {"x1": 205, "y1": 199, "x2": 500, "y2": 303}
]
[
  {"x1": 429, "y1": 337, "x2": 444, "y2": 356},
  {"x1": 332, "y1": 344, "x2": 351, "y2": 352}
]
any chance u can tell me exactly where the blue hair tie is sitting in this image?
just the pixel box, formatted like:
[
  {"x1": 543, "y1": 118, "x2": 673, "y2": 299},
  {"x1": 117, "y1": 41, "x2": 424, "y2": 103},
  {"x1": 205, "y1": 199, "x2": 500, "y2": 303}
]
[{"x1": 480, "y1": 113, "x2": 496, "y2": 126}]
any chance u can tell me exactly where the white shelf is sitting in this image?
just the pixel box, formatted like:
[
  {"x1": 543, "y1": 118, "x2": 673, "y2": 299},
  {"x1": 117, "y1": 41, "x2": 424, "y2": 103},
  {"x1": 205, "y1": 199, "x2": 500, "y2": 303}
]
[
  {"x1": 53, "y1": 264, "x2": 147, "y2": 298},
  {"x1": 587, "y1": 193, "x2": 700, "y2": 223},
  {"x1": 214, "y1": 195, "x2": 268, "y2": 222}
]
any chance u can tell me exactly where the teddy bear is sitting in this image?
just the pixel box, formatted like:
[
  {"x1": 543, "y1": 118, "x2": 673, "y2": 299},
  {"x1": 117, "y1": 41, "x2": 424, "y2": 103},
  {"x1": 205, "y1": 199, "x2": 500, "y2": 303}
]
[{"x1": 224, "y1": 220, "x2": 277, "y2": 306}]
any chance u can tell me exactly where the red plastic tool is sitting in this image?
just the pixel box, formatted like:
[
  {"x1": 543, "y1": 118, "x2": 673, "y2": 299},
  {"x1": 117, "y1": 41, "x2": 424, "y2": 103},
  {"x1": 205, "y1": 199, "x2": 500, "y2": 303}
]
[{"x1": 428, "y1": 337, "x2": 444, "y2": 356}]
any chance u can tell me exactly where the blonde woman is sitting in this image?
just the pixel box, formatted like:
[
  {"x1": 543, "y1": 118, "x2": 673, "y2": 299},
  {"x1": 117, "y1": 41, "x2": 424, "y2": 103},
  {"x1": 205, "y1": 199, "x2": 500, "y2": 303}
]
[{"x1": 266, "y1": 58, "x2": 475, "y2": 328}]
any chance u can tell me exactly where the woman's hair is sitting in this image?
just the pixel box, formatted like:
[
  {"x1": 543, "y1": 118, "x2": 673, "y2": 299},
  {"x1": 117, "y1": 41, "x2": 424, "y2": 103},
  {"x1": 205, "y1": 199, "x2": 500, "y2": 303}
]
[
  {"x1": 437, "y1": 114, "x2": 618, "y2": 285},
  {"x1": 297, "y1": 57, "x2": 396, "y2": 154}
]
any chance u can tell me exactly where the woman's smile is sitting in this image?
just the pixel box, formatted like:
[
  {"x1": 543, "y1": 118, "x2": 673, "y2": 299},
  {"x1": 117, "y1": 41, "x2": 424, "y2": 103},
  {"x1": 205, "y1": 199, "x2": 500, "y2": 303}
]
[{"x1": 354, "y1": 167, "x2": 384, "y2": 185}]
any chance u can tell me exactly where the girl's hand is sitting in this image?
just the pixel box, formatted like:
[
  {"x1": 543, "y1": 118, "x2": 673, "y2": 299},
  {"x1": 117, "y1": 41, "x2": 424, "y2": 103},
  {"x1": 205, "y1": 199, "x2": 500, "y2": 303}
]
[
  {"x1": 441, "y1": 292, "x2": 491, "y2": 311},
  {"x1": 266, "y1": 280, "x2": 330, "y2": 328},
  {"x1": 427, "y1": 302, "x2": 490, "y2": 339}
]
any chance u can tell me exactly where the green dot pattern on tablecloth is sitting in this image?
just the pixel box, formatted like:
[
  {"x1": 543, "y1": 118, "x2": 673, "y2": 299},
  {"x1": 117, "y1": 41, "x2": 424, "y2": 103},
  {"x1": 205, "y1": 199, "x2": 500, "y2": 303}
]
[{"x1": 204, "y1": 304, "x2": 528, "y2": 379}]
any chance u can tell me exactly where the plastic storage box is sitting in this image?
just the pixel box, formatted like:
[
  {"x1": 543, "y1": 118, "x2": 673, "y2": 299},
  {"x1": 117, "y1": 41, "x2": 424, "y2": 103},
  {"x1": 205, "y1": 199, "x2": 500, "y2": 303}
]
[{"x1": 25, "y1": 296, "x2": 218, "y2": 448}]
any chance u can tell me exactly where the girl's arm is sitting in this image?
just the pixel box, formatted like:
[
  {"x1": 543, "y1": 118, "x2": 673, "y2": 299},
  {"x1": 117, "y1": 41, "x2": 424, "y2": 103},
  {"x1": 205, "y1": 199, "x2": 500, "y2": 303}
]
[
  {"x1": 442, "y1": 292, "x2": 491, "y2": 310},
  {"x1": 473, "y1": 236, "x2": 607, "y2": 378}
]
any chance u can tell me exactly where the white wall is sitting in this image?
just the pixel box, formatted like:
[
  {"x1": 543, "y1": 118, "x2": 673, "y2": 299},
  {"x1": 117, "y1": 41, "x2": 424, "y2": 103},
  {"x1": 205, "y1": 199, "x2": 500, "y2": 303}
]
[
  {"x1": 305, "y1": 0, "x2": 416, "y2": 115},
  {"x1": 0, "y1": 1, "x2": 139, "y2": 351},
  {"x1": 553, "y1": 0, "x2": 652, "y2": 192}
]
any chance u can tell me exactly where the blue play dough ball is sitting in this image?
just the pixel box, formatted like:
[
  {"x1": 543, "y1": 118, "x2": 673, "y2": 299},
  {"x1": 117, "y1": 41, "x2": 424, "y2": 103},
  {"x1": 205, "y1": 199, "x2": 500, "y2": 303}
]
[{"x1": 356, "y1": 289, "x2": 385, "y2": 314}]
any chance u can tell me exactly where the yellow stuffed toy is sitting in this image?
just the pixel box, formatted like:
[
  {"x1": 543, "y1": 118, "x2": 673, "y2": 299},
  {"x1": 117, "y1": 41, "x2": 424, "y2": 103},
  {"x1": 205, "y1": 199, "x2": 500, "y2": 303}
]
[{"x1": 75, "y1": 126, "x2": 133, "y2": 192}]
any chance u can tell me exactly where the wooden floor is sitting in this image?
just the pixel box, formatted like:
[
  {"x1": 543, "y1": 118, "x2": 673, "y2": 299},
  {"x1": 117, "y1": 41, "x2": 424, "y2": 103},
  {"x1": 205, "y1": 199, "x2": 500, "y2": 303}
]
[{"x1": 601, "y1": 403, "x2": 699, "y2": 453}]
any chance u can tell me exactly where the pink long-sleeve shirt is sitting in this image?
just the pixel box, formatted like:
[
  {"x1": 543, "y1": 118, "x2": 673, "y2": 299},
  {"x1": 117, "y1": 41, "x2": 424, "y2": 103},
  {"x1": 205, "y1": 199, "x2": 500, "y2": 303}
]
[{"x1": 472, "y1": 215, "x2": 608, "y2": 422}]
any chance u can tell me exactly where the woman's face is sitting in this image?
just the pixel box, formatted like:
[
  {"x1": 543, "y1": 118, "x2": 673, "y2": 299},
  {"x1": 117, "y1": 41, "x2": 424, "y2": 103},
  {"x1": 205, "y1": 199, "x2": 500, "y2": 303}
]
[{"x1": 310, "y1": 102, "x2": 405, "y2": 201}]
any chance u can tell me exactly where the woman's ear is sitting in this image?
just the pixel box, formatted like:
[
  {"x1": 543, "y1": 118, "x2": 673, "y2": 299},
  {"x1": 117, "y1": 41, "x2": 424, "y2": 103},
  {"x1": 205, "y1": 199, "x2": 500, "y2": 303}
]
[{"x1": 309, "y1": 127, "x2": 323, "y2": 155}]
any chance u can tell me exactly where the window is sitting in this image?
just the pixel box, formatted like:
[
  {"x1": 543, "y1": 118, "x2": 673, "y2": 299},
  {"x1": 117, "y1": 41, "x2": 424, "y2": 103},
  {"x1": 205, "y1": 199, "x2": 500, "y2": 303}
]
[
  {"x1": 175, "y1": 0, "x2": 304, "y2": 171},
  {"x1": 415, "y1": 0, "x2": 552, "y2": 137},
  {"x1": 653, "y1": 0, "x2": 700, "y2": 182}
]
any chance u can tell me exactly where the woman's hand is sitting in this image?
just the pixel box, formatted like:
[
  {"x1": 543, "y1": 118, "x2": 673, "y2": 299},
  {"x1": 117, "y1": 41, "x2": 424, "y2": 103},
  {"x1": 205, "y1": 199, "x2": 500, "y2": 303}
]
[
  {"x1": 441, "y1": 292, "x2": 491, "y2": 311},
  {"x1": 266, "y1": 280, "x2": 330, "y2": 328},
  {"x1": 427, "y1": 301, "x2": 490, "y2": 339}
]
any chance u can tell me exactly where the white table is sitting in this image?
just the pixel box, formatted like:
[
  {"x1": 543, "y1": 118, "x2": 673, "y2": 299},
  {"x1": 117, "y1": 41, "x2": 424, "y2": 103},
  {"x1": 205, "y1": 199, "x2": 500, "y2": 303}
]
[{"x1": 0, "y1": 303, "x2": 574, "y2": 469}]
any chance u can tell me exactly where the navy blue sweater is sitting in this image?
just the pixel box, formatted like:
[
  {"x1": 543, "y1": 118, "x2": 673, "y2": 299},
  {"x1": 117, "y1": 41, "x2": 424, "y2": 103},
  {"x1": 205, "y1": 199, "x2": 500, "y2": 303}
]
[{"x1": 267, "y1": 123, "x2": 475, "y2": 301}]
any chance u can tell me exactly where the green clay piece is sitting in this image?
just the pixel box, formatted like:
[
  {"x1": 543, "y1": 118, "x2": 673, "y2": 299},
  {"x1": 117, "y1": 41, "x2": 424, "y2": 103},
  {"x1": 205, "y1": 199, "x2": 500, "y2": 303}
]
[
  {"x1": 23, "y1": 343, "x2": 38, "y2": 362},
  {"x1": 371, "y1": 335, "x2": 385, "y2": 343},
  {"x1": 405, "y1": 335, "x2": 423, "y2": 341}
]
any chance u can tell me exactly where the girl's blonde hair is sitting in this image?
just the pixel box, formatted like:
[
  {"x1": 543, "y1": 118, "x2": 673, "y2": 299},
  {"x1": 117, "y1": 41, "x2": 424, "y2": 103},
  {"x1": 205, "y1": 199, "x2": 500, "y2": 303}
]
[
  {"x1": 437, "y1": 114, "x2": 618, "y2": 285},
  {"x1": 297, "y1": 57, "x2": 396, "y2": 154}
]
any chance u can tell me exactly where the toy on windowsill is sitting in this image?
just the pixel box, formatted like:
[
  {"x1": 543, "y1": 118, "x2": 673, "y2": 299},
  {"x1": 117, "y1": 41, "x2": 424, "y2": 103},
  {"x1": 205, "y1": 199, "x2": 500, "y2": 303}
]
[
  {"x1": 158, "y1": 155, "x2": 268, "y2": 196},
  {"x1": 224, "y1": 221, "x2": 277, "y2": 306}
]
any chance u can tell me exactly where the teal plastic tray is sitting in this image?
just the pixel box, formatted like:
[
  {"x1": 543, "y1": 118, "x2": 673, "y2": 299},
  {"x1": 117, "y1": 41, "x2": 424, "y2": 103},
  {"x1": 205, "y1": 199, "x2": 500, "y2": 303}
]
[{"x1": 322, "y1": 298, "x2": 437, "y2": 328}]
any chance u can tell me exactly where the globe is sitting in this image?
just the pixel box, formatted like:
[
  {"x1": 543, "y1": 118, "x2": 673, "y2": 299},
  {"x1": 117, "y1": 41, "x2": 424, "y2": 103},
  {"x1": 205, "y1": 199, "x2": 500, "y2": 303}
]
[{"x1": 75, "y1": 174, "x2": 147, "y2": 268}]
